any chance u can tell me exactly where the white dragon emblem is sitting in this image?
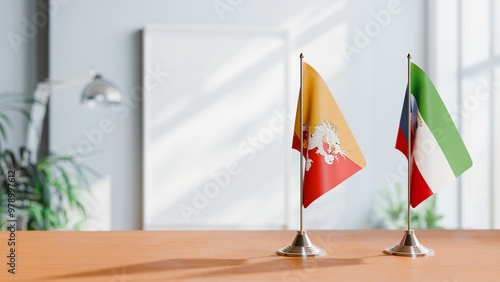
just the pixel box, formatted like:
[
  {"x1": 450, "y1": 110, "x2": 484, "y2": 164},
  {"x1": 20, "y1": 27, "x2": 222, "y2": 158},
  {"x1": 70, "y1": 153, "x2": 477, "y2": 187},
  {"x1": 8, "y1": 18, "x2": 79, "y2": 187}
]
[{"x1": 304, "y1": 120, "x2": 348, "y2": 171}]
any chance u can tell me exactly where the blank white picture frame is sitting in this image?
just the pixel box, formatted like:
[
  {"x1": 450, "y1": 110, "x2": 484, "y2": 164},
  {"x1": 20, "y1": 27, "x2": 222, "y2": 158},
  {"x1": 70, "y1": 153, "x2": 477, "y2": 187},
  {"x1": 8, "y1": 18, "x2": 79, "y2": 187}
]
[{"x1": 142, "y1": 25, "x2": 291, "y2": 230}]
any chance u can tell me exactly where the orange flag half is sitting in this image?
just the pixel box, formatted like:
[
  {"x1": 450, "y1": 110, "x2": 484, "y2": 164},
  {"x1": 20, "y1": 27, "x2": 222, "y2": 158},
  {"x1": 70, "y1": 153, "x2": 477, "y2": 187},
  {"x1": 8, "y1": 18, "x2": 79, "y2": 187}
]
[{"x1": 292, "y1": 62, "x2": 366, "y2": 208}]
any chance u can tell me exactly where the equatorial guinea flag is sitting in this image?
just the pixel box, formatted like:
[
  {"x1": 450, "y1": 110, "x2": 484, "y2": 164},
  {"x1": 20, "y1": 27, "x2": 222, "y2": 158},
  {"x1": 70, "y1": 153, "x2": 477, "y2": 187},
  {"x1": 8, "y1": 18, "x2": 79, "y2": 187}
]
[
  {"x1": 396, "y1": 63, "x2": 472, "y2": 208},
  {"x1": 292, "y1": 62, "x2": 366, "y2": 208}
]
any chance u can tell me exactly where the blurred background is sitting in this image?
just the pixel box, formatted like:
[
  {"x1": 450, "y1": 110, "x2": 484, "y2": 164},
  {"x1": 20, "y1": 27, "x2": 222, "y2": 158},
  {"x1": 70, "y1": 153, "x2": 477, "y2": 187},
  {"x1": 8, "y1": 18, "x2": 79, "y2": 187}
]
[{"x1": 0, "y1": 0, "x2": 498, "y2": 230}]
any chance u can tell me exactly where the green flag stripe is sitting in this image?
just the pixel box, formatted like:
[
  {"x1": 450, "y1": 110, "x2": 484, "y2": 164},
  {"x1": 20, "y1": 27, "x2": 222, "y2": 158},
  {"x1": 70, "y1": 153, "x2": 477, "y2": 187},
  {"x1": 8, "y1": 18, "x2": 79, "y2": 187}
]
[{"x1": 411, "y1": 63, "x2": 472, "y2": 177}]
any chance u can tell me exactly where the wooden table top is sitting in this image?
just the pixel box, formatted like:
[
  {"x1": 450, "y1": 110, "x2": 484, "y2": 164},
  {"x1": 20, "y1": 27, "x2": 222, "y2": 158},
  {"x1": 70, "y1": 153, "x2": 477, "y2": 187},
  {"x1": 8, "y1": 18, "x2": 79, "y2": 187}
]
[{"x1": 0, "y1": 229, "x2": 499, "y2": 281}]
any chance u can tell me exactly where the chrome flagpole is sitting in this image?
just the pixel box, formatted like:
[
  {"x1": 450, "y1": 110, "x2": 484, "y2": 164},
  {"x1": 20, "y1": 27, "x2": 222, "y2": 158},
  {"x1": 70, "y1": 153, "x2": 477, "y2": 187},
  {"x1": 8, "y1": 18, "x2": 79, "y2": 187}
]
[
  {"x1": 407, "y1": 53, "x2": 412, "y2": 234},
  {"x1": 383, "y1": 54, "x2": 434, "y2": 257},
  {"x1": 277, "y1": 53, "x2": 325, "y2": 257},
  {"x1": 300, "y1": 52, "x2": 304, "y2": 233}
]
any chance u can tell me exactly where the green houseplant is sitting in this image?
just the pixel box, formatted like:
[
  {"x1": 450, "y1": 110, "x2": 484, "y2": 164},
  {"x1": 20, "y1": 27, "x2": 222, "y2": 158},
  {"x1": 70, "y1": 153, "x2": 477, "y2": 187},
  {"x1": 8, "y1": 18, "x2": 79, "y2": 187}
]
[{"x1": 0, "y1": 92, "x2": 92, "y2": 230}]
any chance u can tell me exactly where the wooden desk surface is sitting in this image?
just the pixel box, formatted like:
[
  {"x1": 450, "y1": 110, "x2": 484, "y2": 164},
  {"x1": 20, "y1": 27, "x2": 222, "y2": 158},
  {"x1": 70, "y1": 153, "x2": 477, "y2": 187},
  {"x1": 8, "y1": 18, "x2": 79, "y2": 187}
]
[{"x1": 0, "y1": 230, "x2": 499, "y2": 281}]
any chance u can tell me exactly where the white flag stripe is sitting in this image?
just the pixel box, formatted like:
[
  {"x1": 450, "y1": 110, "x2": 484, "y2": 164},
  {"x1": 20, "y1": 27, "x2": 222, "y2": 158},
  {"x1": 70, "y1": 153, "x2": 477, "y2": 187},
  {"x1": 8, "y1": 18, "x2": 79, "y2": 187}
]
[{"x1": 413, "y1": 110, "x2": 456, "y2": 193}]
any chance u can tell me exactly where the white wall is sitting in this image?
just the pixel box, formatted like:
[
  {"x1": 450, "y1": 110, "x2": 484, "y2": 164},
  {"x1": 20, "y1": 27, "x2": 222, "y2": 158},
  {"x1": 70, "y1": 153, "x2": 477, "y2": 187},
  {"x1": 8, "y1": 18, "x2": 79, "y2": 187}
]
[
  {"x1": 49, "y1": 0, "x2": 426, "y2": 230},
  {"x1": 0, "y1": 0, "x2": 38, "y2": 150}
]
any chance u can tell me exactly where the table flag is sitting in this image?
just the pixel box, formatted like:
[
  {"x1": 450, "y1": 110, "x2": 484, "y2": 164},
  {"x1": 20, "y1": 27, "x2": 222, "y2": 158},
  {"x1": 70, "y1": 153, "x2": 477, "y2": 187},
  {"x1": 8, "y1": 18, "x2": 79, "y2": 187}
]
[
  {"x1": 395, "y1": 62, "x2": 472, "y2": 207},
  {"x1": 292, "y1": 62, "x2": 366, "y2": 208}
]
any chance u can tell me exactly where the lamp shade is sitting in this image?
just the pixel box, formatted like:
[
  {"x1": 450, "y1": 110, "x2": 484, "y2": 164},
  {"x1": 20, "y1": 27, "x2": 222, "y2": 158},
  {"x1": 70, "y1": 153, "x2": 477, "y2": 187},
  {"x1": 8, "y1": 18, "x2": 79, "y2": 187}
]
[{"x1": 81, "y1": 74, "x2": 122, "y2": 105}]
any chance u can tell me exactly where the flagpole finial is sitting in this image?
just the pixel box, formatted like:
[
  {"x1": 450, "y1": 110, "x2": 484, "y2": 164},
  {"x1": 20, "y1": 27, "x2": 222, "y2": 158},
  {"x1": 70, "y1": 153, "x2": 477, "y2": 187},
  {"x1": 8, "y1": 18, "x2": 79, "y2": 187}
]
[
  {"x1": 300, "y1": 53, "x2": 304, "y2": 59},
  {"x1": 407, "y1": 53, "x2": 411, "y2": 59}
]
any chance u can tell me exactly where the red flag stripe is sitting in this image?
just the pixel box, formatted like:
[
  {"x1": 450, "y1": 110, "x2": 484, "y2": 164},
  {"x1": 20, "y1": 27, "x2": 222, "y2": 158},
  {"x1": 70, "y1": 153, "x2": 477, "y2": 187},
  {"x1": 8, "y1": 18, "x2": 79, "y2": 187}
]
[
  {"x1": 293, "y1": 133, "x2": 363, "y2": 208},
  {"x1": 395, "y1": 127, "x2": 408, "y2": 158},
  {"x1": 410, "y1": 159, "x2": 434, "y2": 208}
]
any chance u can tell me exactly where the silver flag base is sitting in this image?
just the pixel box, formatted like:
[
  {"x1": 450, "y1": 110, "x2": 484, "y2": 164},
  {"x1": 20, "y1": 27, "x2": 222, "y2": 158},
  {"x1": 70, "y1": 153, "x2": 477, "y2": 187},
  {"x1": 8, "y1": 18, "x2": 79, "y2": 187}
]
[
  {"x1": 384, "y1": 230, "x2": 434, "y2": 257},
  {"x1": 277, "y1": 230, "x2": 326, "y2": 257}
]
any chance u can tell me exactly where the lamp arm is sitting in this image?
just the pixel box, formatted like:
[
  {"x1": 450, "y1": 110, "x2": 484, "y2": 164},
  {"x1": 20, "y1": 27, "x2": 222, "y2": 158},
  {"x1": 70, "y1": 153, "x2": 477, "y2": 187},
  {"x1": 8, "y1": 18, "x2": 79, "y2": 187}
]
[
  {"x1": 25, "y1": 83, "x2": 51, "y2": 162},
  {"x1": 43, "y1": 68, "x2": 97, "y2": 89},
  {"x1": 25, "y1": 68, "x2": 96, "y2": 161},
  {"x1": 25, "y1": 68, "x2": 121, "y2": 160}
]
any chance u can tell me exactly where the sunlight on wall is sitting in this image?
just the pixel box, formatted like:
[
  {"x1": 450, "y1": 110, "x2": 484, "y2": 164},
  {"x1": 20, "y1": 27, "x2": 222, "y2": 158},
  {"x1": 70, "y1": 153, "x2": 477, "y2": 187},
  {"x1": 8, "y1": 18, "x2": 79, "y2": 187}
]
[
  {"x1": 462, "y1": 0, "x2": 490, "y2": 68},
  {"x1": 203, "y1": 36, "x2": 286, "y2": 93},
  {"x1": 461, "y1": 74, "x2": 493, "y2": 228}
]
